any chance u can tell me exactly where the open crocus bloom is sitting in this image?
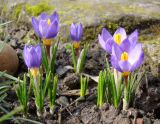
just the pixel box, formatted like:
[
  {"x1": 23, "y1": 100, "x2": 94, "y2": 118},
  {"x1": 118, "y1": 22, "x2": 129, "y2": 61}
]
[
  {"x1": 70, "y1": 23, "x2": 83, "y2": 49},
  {"x1": 32, "y1": 11, "x2": 59, "y2": 46},
  {"x1": 111, "y1": 39, "x2": 144, "y2": 77},
  {"x1": 23, "y1": 44, "x2": 42, "y2": 77},
  {"x1": 98, "y1": 27, "x2": 138, "y2": 54}
]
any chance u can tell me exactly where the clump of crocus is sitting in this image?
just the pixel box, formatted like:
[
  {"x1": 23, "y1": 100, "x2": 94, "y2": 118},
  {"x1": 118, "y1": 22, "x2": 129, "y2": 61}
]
[
  {"x1": 80, "y1": 76, "x2": 89, "y2": 99},
  {"x1": 69, "y1": 22, "x2": 87, "y2": 74},
  {"x1": 23, "y1": 44, "x2": 45, "y2": 116},
  {"x1": 98, "y1": 27, "x2": 144, "y2": 110},
  {"x1": 111, "y1": 40, "x2": 144, "y2": 79},
  {"x1": 111, "y1": 39, "x2": 144, "y2": 110},
  {"x1": 23, "y1": 44, "x2": 42, "y2": 77},
  {"x1": 98, "y1": 27, "x2": 138, "y2": 89},
  {"x1": 98, "y1": 27, "x2": 138, "y2": 54},
  {"x1": 32, "y1": 11, "x2": 59, "y2": 58},
  {"x1": 15, "y1": 74, "x2": 28, "y2": 116},
  {"x1": 70, "y1": 23, "x2": 83, "y2": 55}
]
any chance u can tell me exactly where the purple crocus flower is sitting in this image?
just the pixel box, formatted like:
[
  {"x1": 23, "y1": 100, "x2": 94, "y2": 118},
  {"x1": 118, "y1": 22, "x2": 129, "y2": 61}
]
[
  {"x1": 23, "y1": 44, "x2": 42, "y2": 77},
  {"x1": 98, "y1": 27, "x2": 138, "y2": 54},
  {"x1": 111, "y1": 39, "x2": 144, "y2": 77},
  {"x1": 32, "y1": 11, "x2": 59, "y2": 46},
  {"x1": 70, "y1": 23, "x2": 83, "y2": 49}
]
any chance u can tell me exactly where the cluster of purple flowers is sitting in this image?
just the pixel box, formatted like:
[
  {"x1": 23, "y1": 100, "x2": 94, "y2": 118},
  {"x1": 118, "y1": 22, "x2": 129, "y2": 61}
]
[
  {"x1": 98, "y1": 27, "x2": 144, "y2": 77},
  {"x1": 23, "y1": 11, "x2": 144, "y2": 78},
  {"x1": 23, "y1": 11, "x2": 83, "y2": 76}
]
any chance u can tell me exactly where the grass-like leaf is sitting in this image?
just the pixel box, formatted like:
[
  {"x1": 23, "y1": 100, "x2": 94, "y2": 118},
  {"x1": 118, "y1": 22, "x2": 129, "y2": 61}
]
[
  {"x1": 76, "y1": 44, "x2": 88, "y2": 74},
  {"x1": 80, "y1": 76, "x2": 89, "y2": 98},
  {"x1": 41, "y1": 45, "x2": 49, "y2": 72},
  {"x1": 50, "y1": 42, "x2": 58, "y2": 74},
  {"x1": 15, "y1": 74, "x2": 28, "y2": 115},
  {"x1": 48, "y1": 75, "x2": 58, "y2": 114}
]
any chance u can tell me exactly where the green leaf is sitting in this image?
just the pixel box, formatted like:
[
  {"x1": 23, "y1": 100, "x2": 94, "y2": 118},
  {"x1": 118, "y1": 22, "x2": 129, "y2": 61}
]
[
  {"x1": 76, "y1": 44, "x2": 88, "y2": 74},
  {"x1": 0, "y1": 106, "x2": 23, "y2": 123},
  {"x1": 71, "y1": 44, "x2": 77, "y2": 72},
  {"x1": 50, "y1": 43, "x2": 58, "y2": 74},
  {"x1": 41, "y1": 45, "x2": 49, "y2": 72},
  {"x1": 0, "y1": 21, "x2": 13, "y2": 27}
]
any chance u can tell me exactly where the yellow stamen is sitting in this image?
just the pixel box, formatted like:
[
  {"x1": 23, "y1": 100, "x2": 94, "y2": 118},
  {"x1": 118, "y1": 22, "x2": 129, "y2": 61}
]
[
  {"x1": 47, "y1": 19, "x2": 51, "y2": 25},
  {"x1": 73, "y1": 42, "x2": 80, "y2": 49},
  {"x1": 122, "y1": 72, "x2": 130, "y2": 77},
  {"x1": 114, "y1": 34, "x2": 121, "y2": 45},
  {"x1": 121, "y1": 52, "x2": 128, "y2": 61},
  {"x1": 43, "y1": 39, "x2": 52, "y2": 46},
  {"x1": 30, "y1": 68, "x2": 39, "y2": 77}
]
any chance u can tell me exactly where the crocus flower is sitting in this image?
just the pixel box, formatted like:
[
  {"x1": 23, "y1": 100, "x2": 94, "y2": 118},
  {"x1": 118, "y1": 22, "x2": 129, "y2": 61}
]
[
  {"x1": 111, "y1": 39, "x2": 144, "y2": 77},
  {"x1": 70, "y1": 23, "x2": 83, "y2": 49},
  {"x1": 23, "y1": 44, "x2": 42, "y2": 77},
  {"x1": 32, "y1": 11, "x2": 59, "y2": 46},
  {"x1": 98, "y1": 27, "x2": 138, "y2": 54}
]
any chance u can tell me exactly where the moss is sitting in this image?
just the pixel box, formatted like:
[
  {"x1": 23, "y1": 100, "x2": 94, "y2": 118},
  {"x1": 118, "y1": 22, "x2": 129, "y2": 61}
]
[
  {"x1": 26, "y1": 2, "x2": 54, "y2": 16},
  {"x1": 12, "y1": 3, "x2": 26, "y2": 19},
  {"x1": 11, "y1": 1, "x2": 54, "y2": 20},
  {"x1": 63, "y1": 20, "x2": 72, "y2": 25}
]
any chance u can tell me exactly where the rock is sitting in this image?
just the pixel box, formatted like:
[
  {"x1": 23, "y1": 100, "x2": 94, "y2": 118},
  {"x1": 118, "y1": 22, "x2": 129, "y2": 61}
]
[
  {"x1": 154, "y1": 119, "x2": 160, "y2": 124},
  {"x1": 143, "y1": 117, "x2": 152, "y2": 124},
  {"x1": 0, "y1": 41, "x2": 19, "y2": 75},
  {"x1": 56, "y1": 96, "x2": 69, "y2": 107},
  {"x1": 135, "y1": 118, "x2": 143, "y2": 124}
]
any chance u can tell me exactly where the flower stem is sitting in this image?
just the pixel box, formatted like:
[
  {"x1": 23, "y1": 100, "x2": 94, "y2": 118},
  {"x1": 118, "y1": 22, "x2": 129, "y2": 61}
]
[
  {"x1": 76, "y1": 48, "x2": 80, "y2": 59},
  {"x1": 45, "y1": 45, "x2": 51, "y2": 59},
  {"x1": 123, "y1": 76, "x2": 129, "y2": 110}
]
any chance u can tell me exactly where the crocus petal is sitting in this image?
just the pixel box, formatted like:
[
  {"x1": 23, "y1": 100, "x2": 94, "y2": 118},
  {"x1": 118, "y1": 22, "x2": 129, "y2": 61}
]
[
  {"x1": 35, "y1": 44, "x2": 42, "y2": 66},
  {"x1": 105, "y1": 38, "x2": 114, "y2": 54},
  {"x1": 128, "y1": 43, "x2": 143, "y2": 65},
  {"x1": 46, "y1": 20, "x2": 59, "y2": 39},
  {"x1": 32, "y1": 17, "x2": 42, "y2": 38},
  {"x1": 70, "y1": 23, "x2": 77, "y2": 41},
  {"x1": 130, "y1": 52, "x2": 144, "y2": 71},
  {"x1": 39, "y1": 12, "x2": 49, "y2": 20},
  {"x1": 23, "y1": 45, "x2": 29, "y2": 67},
  {"x1": 119, "y1": 61, "x2": 131, "y2": 72},
  {"x1": 39, "y1": 20, "x2": 49, "y2": 38},
  {"x1": 119, "y1": 38, "x2": 131, "y2": 52},
  {"x1": 76, "y1": 23, "x2": 83, "y2": 41},
  {"x1": 113, "y1": 27, "x2": 127, "y2": 42},
  {"x1": 23, "y1": 45, "x2": 42, "y2": 69},
  {"x1": 111, "y1": 56, "x2": 122, "y2": 72},
  {"x1": 102, "y1": 28, "x2": 112, "y2": 41},
  {"x1": 50, "y1": 11, "x2": 59, "y2": 22},
  {"x1": 27, "y1": 47, "x2": 40, "y2": 68},
  {"x1": 112, "y1": 43, "x2": 123, "y2": 60},
  {"x1": 98, "y1": 34, "x2": 106, "y2": 50},
  {"x1": 128, "y1": 29, "x2": 138, "y2": 46}
]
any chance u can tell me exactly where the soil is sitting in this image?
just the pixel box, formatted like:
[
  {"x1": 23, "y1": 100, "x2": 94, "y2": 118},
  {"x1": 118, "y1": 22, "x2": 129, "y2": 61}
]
[{"x1": 0, "y1": 20, "x2": 160, "y2": 124}]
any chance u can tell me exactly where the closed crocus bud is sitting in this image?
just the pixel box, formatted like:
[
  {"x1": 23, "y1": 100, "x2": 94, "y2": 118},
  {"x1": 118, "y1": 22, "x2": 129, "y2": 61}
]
[
  {"x1": 70, "y1": 23, "x2": 83, "y2": 49},
  {"x1": 98, "y1": 27, "x2": 138, "y2": 54},
  {"x1": 23, "y1": 44, "x2": 42, "y2": 77},
  {"x1": 32, "y1": 11, "x2": 59, "y2": 46},
  {"x1": 111, "y1": 39, "x2": 144, "y2": 81}
]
